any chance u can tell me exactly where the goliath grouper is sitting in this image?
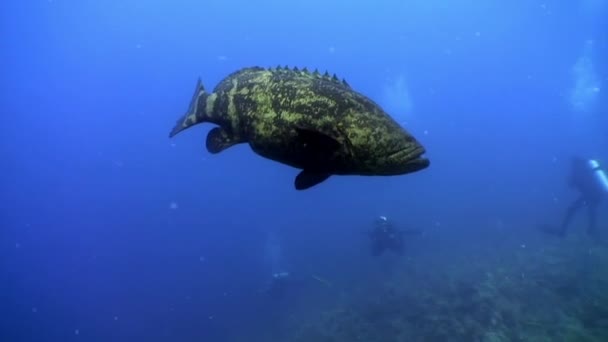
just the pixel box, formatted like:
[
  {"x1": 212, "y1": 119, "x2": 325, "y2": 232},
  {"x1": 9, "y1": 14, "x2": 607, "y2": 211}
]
[{"x1": 169, "y1": 66, "x2": 430, "y2": 190}]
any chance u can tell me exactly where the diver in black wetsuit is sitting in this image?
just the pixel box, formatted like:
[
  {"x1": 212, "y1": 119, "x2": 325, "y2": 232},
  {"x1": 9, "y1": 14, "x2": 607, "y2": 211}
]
[
  {"x1": 368, "y1": 216, "x2": 421, "y2": 256},
  {"x1": 543, "y1": 156, "x2": 607, "y2": 238}
]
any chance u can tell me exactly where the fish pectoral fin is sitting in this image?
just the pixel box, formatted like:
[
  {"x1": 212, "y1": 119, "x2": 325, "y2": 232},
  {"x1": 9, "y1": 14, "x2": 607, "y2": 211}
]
[
  {"x1": 294, "y1": 127, "x2": 341, "y2": 152},
  {"x1": 294, "y1": 127, "x2": 341, "y2": 166},
  {"x1": 206, "y1": 127, "x2": 238, "y2": 154},
  {"x1": 294, "y1": 170, "x2": 331, "y2": 190},
  {"x1": 292, "y1": 128, "x2": 339, "y2": 190}
]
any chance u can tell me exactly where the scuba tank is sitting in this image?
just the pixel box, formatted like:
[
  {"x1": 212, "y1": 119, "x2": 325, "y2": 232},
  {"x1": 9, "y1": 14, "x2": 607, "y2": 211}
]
[{"x1": 588, "y1": 159, "x2": 608, "y2": 193}]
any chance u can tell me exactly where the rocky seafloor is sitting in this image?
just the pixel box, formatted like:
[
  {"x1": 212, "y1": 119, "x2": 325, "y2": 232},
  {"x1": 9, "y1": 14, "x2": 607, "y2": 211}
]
[{"x1": 280, "y1": 232, "x2": 608, "y2": 342}]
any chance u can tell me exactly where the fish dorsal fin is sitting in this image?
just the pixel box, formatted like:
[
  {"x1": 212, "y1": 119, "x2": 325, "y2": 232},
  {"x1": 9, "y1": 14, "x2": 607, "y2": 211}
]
[
  {"x1": 265, "y1": 66, "x2": 350, "y2": 88},
  {"x1": 305, "y1": 69, "x2": 344, "y2": 87}
]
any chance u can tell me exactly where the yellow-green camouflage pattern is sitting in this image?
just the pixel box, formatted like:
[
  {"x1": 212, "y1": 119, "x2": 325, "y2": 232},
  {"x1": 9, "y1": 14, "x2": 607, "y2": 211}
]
[{"x1": 170, "y1": 66, "x2": 429, "y2": 176}]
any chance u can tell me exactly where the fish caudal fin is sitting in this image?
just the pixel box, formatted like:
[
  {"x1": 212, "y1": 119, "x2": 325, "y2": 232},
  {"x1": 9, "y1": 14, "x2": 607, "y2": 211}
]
[{"x1": 169, "y1": 78, "x2": 207, "y2": 138}]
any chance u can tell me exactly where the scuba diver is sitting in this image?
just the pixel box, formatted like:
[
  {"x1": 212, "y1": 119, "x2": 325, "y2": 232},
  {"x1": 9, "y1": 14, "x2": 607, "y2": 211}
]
[
  {"x1": 367, "y1": 216, "x2": 421, "y2": 256},
  {"x1": 541, "y1": 157, "x2": 608, "y2": 238}
]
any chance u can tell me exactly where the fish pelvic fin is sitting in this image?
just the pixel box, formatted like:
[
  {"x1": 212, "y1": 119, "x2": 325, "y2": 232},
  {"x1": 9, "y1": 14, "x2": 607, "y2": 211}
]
[{"x1": 169, "y1": 78, "x2": 208, "y2": 138}]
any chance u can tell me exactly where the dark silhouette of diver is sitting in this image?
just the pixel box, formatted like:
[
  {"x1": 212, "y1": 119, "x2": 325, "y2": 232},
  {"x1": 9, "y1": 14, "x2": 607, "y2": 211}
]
[
  {"x1": 542, "y1": 156, "x2": 607, "y2": 238},
  {"x1": 368, "y1": 216, "x2": 421, "y2": 256}
]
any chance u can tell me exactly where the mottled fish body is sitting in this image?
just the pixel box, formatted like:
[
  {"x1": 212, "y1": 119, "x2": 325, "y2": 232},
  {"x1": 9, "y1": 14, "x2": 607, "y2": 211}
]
[{"x1": 170, "y1": 66, "x2": 429, "y2": 190}]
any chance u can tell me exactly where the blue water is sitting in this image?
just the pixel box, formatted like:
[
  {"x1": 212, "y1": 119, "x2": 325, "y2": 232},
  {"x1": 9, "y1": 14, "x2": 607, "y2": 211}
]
[{"x1": 2, "y1": 1, "x2": 606, "y2": 341}]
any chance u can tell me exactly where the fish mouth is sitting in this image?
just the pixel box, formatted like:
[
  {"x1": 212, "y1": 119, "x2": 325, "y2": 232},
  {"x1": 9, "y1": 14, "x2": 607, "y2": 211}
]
[{"x1": 387, "y1": 145, "x2": 430, "y2": 174}]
